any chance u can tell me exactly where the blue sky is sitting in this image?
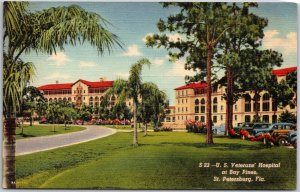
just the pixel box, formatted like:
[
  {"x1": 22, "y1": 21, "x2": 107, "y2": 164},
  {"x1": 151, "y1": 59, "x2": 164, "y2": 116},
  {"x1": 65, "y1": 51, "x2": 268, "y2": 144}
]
[{"x1": 22, "y1": 2, "x2": 297, "y2": 105}]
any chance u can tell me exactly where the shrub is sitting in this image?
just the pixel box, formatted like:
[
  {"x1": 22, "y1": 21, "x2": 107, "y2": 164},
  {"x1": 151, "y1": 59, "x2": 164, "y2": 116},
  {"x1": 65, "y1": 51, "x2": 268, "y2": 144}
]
[{"x1": 185, "y1": 120, "x2": 206, "y2": 133}]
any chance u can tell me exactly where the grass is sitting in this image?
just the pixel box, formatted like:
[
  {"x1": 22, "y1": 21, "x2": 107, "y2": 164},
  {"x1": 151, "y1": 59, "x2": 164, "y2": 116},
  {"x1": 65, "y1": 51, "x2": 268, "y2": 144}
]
[
  {"x1": 16, "y1": 132, "x2": 296, "y2": 190},
  {"x1": 104, "y1": 124, "x2": 145, "y2": 130},
  {"x1": 16, "y1": 124, "x2": 86, "y2": 139}
]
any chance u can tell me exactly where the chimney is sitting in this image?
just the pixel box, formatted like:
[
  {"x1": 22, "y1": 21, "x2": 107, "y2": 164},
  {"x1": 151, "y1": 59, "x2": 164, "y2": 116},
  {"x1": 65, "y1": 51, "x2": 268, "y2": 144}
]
[
  {"x1": 56, "y1": 80, "x2": 59, "y2": 84},
  {"x1": 99, "y1": 76, "x2": 107, "y2": 82}
]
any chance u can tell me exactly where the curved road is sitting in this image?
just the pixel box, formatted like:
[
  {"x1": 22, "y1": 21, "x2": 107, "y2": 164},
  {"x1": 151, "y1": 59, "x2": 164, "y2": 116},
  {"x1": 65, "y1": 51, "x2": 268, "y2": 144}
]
[{"x1": 16, "y1": 125, "x2": 116, "y2": 156}]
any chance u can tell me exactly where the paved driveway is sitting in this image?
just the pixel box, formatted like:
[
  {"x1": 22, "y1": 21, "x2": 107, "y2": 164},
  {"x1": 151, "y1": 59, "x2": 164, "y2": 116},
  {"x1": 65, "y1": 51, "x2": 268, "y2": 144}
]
[{"x1": 16, "y1": 126, "x2": 116, "y2": 156}]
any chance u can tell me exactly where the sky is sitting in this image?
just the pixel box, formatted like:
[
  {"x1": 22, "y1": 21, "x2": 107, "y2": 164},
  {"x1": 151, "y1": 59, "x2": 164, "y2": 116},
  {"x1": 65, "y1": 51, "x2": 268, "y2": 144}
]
[{"x1": 21, "y1": 2, "x2": 298, "y2": 105}]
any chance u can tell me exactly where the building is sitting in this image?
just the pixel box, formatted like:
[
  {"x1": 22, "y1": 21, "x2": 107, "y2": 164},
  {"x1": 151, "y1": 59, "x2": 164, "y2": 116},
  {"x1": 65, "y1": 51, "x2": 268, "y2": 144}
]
[
  {"x1": 37, "y1": 77, "x2": 118, "y2": 108},
  {"x1": 163, "y1": 67, "x2": 297, "y2": 129}
]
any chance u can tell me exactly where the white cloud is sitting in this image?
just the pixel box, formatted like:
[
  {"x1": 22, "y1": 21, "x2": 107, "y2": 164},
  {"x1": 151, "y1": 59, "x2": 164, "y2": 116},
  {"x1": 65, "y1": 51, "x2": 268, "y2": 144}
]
[
  {"x1": 263, "y1": 30, "x2": 297, "y2": 55},
  {"x1": 44, "y1": 72, "x2": 73, "y2": 80},
  {"x1": 151, "y1": 58, "x2": 165, "y2": 66},
  {"x1": 167, "y1": 59, "x2": 196, "y2": 77},
  {"x1": 115, "y1": 72, "x2": 129, "y2": 79},
  {"x1": 79, "y1": 61, "x2": 96, "y2": 68},
  {"x1": 122, "y1": 45, "x2": 142, "y2": 57},
  {"x1": 47, "y1": 52, "x2": 70, "y2": 66}
]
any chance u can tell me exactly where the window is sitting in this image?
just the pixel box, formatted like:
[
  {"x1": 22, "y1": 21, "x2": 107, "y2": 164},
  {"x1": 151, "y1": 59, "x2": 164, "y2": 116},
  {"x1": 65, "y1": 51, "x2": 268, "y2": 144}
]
[
  {"x1": 182, "y1": 99, "x2": 184, "y2": 104},
  {"x1": 186, "y1": 90, "x2": 188, "y2": 96},
  {"x1": 84, "y1": 90, "x2": 85, "y2": 93},
  {"x1": 200, "y1": 98, "x2": 205, "y2": 113},
  {"x1": 186, "y1": 107, "x2": 188, "y2": 112},
  {"x1": 181, "y1": 116, "x2": 183, "y2": 120},
  {"x1": 200, "y1": 116, "x2": 205, "y2": 123},
  {"x1": 262, "y1": 115, "x2": 269, "y2": 123},
  {"x1": 234, "y1": 115, "x2": 237, "y2": 121},
  {"x1": 272, "y1": 102, "x2": 277, "y2": 111},
  {"x1": 235, "y1": 105, "x2": 237, "y2": 111},
  {"x1": 220, "y1": 115, "x2": 223, "y2": 121},
  {"x1": 182, "y1": 107, "x2": 184, "y2": 112},
  {"x1": 195, "y1": 106, "x2": 199, "y2": 113},
  {"x1": 245, "y1": 115, "x2": 251, "y2": 123},
  {"x1": 213, "y1": 116, "x2": 217, "y2": 123},
  {"x1": 195, "y1": 116, "x2": 199, "y2": 121},
  {"x1": 172, "y1": 117, "x2": 175, "y2": 122},
  {"x1": 178, "y1": 99, "x2": 180, "y2": 104},
  {"x1": 290, "y1": 103, "x2": 295, "y2": 109},
  {"x1": 262, "y1": 93, "x2": 270, "y2": 111},
  {"x1": 178, "y1": 108, "x2": 180, "y2": 112},
  {"x1": 186, "y1": 116, "x2": 187, "y2": 120},
  {"x1": 253, "y1": 103, "x2": 260, "y2": 112},
  {"x1": 166, "y1": 117, "x2": 171, "y2": 122},
  {"x1": 272, "y1": 115, "x2": 277, "y2": 123},
  {"x1": 244, "y1": 94, "x2": 251, "y2": 112},
  {"x1": 213, "y1": 97, "x2": 218, "y2": 113},
  {"x1": 177, "y1": 116, "x2": 179, "y2": 120},
  {"x1": 186, "y1": 99, "x2": 188, "y2": 103},
  {"x1": 220, "y1": 105, "x2": 223, "y2": 112}
]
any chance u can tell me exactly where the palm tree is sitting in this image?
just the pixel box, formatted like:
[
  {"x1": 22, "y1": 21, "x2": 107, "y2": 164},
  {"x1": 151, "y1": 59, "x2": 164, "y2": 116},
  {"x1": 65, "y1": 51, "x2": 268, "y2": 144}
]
[
  {"x1": 140, "y1": 82, "x2": 167, "y2": 135},
  {"x1": 3, "y1": 2, "x2": 121, "y2": 188},
  {"x1": 3, "y1": 55, "x2": 35, "y2": 188},
  {"x1": 106, "y1": 59, "x2": 151, "y2": 146},
  {"x1": 45, "y1": 102, "x2": 61, "y2": 132}
]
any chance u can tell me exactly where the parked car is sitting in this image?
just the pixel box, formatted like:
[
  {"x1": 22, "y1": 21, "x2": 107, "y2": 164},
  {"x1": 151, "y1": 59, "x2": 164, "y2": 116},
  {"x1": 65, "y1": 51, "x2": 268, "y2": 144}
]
[
  {"x1": 271, "y1": 129, "x2": 292, "y2": 146},
  {"x1": 212, "y1": 124, "x2": 225, "y2": 135},
  {"x1": 288, "y1": 130, "x2": 297, "y2": 149},
  {"x1": 236, "y1": 123, "x2": 270, "y2": 134},
  {"x1": 39, "y1": 117, "x2": 48, "y2": 124},
  {"x1": 253, "y1": 122, "x2": 296, "y2": 136}
]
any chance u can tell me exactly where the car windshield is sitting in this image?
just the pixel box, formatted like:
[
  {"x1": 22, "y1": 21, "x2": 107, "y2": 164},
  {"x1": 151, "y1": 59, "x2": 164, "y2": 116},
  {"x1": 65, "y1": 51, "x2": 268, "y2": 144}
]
[{"x1": 253, "y1": 124, "x2": 269, "y2": 129}]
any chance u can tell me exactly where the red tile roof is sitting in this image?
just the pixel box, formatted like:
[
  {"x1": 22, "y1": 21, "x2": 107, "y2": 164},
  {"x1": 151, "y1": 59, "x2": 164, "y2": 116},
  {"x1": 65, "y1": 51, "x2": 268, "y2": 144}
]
[
  {"x1": 37, "y1": 79, "x2": 114, "y2": 90},
  {"x1": 175, "y1": 82, "x2": 207, "y2": 90},
  {"x1": 74, "y1": 79, "x2": 114, "y2": 88},
  {"x1": 272, "y1": 67, "x2": 297, "y2": 76},
  {"x1": 37, "y1": 83, "x2": 73, "y2": 90},
  {"x1": 175, "y1": 67, "x2": 297, "y2": 90}
]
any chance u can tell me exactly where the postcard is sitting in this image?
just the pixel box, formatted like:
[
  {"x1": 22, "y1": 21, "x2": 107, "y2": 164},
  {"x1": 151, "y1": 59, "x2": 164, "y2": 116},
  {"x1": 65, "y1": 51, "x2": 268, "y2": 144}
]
[{"x1": 2, "y1": 1, "x2": 297, "y2": 190}]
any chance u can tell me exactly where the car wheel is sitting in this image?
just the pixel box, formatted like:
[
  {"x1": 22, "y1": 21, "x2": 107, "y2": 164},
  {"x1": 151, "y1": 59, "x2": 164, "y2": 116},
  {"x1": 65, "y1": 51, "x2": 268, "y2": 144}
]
[
  {"x1": 293, "y1": 140, "x2": 297, "y2": 149},
  {"x1": 277, "y1": 137, "x2": 288, "y2": 146}
]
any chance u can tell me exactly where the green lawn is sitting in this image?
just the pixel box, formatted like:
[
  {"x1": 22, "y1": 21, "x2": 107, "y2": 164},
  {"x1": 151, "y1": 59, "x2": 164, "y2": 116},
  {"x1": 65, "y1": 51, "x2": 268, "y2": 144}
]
[
  {"x1": 104, "y1": 124, "x2": 145, "y2": 130},
  {"x1": 16, "y1": 132, "x2": 296, "y2": 190},
  {"x1": 16, "y1": 125, "x2": 86, "y2": 139}
]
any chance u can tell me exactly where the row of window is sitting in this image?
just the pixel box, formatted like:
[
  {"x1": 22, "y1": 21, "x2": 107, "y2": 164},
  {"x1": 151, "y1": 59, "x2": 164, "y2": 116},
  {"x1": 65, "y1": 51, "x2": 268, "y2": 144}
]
[
  {"x1": 244, "y1": 115, "x2": 277, "y2": 123},
  {"x1": 45, "y1": 97, "x2": 72, "y2": 102},
  {"x1": 43, "y1": 89, "x2": 72, "y2": 95}
]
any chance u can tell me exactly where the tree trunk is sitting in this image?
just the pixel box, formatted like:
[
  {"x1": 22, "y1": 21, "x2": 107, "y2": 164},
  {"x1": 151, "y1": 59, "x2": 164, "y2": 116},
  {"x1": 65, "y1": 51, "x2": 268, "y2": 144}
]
[
  {"x1": 206, "y1": 45, "x2": 213, "y2": 144},
  {"x1": 225, "y1": 67, "x2": 234, "y2": 136},
  {"x1": 21, "y1": 119, "x2": 24, "y2": 135},
  {"x1": 64, "y1": 120, "x2": 67, "y2": 130},
  {"x1": 133, "y1": 101, "x2": 138, "y2": 146},
  {"x1": 29, "y1": 116, "x2": 32, "y2": 126},
  {"x1": 254, "y1": 91, "x2": 260, "y2": 122},
  {"x1": 3, "y1": 115, "x2": 16, "y2": 188},
  {"x1": 144, "y1": 122, "x2": 148, "y2": 136},
  {"x1": 52, "y1": 117, "x2": 55, "y2": 132}
]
